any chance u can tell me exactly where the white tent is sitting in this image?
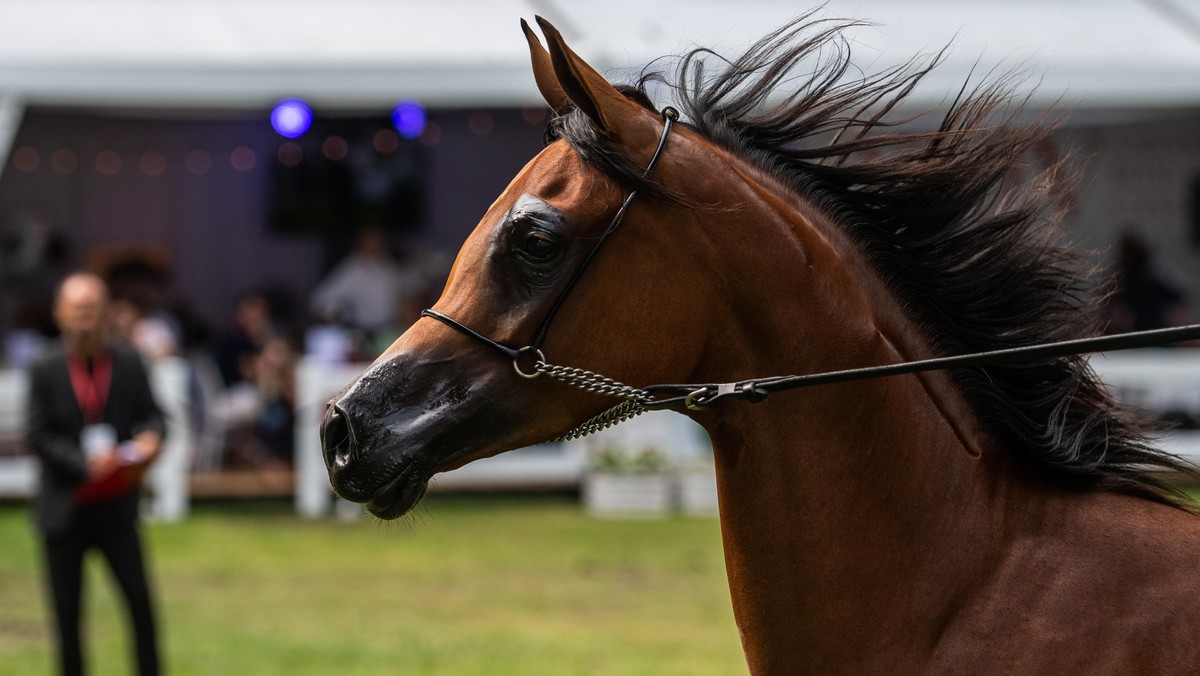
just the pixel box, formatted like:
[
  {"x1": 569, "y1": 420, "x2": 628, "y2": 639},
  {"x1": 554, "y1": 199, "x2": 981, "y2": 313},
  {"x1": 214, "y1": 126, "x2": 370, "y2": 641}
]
[{"x1": 0, "y1": 0, "x2": 1197, "y2": 111}]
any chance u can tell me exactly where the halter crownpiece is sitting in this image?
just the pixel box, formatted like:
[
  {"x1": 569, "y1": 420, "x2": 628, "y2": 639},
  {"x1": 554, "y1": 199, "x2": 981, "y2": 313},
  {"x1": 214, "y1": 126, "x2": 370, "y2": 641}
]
[{"x1": 421, "y1": 105, "x2": 1200, "y2": 439}]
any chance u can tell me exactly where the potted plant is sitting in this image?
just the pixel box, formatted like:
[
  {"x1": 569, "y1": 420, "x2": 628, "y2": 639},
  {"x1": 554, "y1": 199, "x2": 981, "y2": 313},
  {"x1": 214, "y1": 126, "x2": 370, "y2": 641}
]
[{"x1": 583, "y1": 444, "x2": 672, "y2": 518}]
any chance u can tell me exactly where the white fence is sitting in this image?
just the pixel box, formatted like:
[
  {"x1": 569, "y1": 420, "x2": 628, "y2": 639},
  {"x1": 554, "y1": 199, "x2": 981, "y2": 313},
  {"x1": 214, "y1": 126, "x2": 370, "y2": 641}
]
[
  {"x1": 1089, "y1": 349, "x2": 1200, "y2": 461},
  {"x1": 1, "y1": 348, "x2": 1198, "y2": 519},
  {"x1": 290, "y1": 350, "x2": 1200, "y2": 516}
]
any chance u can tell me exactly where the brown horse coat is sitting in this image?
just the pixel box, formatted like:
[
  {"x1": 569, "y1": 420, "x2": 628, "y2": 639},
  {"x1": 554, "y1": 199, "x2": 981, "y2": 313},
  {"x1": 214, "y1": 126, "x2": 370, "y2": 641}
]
[{"x1": 323, "y1": 15, "x2": 1200, "y2": 674}]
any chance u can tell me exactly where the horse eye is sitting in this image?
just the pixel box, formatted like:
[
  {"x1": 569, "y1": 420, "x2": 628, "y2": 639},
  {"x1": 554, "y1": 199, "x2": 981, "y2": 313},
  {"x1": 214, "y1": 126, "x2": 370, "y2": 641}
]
[{"x1": 520, "y1": 233, "x2": 557, "y2": 261}]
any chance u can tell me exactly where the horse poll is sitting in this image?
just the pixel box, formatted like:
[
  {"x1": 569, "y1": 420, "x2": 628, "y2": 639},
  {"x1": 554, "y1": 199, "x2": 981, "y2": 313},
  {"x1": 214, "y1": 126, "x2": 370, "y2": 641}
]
[{"x1": 322, "y1": 14, "x2": 1200, "y2": 673}]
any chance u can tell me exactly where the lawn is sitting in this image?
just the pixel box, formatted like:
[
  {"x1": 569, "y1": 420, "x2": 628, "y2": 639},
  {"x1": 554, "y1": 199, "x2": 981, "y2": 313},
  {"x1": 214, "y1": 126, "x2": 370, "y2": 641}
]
[
  {"x1": 0, "y1": 495, "x2": 745, "y2": 675},
  {"x1": 6, "y1": 488, "x2": 1199, "y2": 675}
]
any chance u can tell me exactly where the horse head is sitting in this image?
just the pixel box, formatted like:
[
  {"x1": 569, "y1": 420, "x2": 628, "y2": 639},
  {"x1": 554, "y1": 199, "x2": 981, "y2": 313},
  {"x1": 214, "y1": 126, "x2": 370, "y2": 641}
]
[{"x1": 321, "y1": 19, "x2": 727, "y2": 519}]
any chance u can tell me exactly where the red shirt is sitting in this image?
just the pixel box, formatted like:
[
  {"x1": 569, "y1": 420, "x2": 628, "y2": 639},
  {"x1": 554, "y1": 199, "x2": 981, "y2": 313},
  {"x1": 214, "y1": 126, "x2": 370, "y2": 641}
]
[{"x1": 66, "y1": 350, "x2": 111, "y2": 424}]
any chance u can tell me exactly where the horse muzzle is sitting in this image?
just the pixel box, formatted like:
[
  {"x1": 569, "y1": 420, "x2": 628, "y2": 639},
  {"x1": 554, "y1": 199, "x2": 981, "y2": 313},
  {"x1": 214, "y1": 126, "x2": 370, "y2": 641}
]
[
  {"x1": 318, "y1": 349, "x2": 522, "y2": 519},
  {"x1": 320, "y1": 391, "x2": 431, "y2": 518}
]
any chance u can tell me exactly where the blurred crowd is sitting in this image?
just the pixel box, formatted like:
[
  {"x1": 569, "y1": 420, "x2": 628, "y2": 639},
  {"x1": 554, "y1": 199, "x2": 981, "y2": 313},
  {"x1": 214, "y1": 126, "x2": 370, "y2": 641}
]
[
  {"x1": 0, "y1": 227, "x2": 446, "y2": 473},
  {"x1": 0, "y1": 222, "x2": 1194, "y2": 470}
]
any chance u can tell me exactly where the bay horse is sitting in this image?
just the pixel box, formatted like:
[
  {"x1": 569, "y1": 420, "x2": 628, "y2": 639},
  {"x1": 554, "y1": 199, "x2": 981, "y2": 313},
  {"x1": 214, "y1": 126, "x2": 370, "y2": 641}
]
[{"x1": 322, "y1": 15, "x2": 1200, "y2": 674}]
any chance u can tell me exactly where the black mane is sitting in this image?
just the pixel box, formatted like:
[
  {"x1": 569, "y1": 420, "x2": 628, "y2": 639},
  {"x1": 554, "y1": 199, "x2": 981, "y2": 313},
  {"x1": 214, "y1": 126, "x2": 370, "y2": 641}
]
[{"x1": 549, "y1": 13, "x2": 1198, "y2": 506}]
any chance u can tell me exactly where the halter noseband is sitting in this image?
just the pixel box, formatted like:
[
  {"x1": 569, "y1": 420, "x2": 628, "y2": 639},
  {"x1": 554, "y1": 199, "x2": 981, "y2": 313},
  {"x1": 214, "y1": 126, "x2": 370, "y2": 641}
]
[{"x1": 422, "y1": 107, "x2": 680, "y2": 379}]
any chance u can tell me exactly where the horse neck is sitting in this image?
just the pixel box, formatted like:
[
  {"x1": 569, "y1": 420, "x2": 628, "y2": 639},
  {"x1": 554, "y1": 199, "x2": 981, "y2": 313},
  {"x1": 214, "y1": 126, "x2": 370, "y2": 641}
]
[{"x1": 690, "y1": 172, "x2": 1033, "y2": 669}]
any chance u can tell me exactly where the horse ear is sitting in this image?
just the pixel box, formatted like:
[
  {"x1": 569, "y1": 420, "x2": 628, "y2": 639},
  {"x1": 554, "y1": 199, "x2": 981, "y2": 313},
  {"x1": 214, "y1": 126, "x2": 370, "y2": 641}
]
[
  {"x1": 521, "y1": 18, "x2": 570, "y2": 114},
  {"x1": 534, "y1": 16, "x2": 653, "y2": 139}
]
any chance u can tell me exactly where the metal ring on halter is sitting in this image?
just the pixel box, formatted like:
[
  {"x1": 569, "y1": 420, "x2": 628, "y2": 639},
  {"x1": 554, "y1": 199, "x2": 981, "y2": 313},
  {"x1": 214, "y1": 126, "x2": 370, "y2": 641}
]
[
  {"x1": 513, "y1": 347, "x2": 546, "y2": 379},
  {"x1": 684, "y1": 387, "x2": 715, "y2": 411}
]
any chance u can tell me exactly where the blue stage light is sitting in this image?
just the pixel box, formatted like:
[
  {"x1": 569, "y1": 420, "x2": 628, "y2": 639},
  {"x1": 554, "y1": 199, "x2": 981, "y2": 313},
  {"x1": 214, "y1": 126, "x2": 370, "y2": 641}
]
[
  {"x1": 271, "y1": 99, "x2": 313, "y2": 139},
  {"x1": 392, "y1": 100, "x2": 426, "y2": 139}
]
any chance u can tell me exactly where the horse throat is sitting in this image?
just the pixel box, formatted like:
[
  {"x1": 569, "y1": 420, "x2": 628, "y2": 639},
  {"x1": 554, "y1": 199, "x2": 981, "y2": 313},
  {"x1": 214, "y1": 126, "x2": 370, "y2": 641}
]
[
  {"x1": 688, "y1": 192, "x2": 1013, "y2": 671},
  {"x1": 702, "y1": 350, "x2": 1017, "y2": 670}
]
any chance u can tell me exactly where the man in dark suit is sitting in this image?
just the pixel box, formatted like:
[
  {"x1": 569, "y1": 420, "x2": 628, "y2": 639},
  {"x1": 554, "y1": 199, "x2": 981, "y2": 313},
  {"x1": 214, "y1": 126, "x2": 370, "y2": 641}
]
[{"x1": 26, "y1": 272, "x2": 164, "y2": 676}]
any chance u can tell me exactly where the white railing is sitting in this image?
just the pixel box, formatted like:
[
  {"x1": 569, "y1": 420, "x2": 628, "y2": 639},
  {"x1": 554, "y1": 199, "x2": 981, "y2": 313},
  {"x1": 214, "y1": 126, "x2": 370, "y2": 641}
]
[
  {"x1": 1089, "y1": 349, "x2": 1200, "y2": 462},
  {"x1": 2, "y1": 348, "x2": 1197, "y2": 520},
  {"x1": 293, "y1": 359, "x2": 366, "y2": 518},
  {"x1": 0, "y1": 367, "x2": 32, "y2": 496}
]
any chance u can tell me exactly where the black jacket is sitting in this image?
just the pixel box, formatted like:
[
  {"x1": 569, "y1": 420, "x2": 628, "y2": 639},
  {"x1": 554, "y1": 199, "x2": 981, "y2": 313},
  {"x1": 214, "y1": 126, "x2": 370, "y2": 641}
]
[{"x1": 25, "y1": 343, "x2": 165, "y2": 535}]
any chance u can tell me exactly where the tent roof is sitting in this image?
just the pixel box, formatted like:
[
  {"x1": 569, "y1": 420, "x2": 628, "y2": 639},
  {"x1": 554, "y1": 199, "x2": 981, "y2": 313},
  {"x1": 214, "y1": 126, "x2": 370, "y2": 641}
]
[{"x1": 0, "y1": 0, "x2": 1198, "y2": 112}]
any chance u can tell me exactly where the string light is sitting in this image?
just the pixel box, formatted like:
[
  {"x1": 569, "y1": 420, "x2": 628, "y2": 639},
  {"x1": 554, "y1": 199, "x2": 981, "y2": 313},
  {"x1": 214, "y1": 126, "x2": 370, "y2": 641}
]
[
  {"x1": 392, "y1": 100, "x2": 426, "y2": 139},
  {"x1": 271, "y1": 98, "x2": 313, "y2": 139}
]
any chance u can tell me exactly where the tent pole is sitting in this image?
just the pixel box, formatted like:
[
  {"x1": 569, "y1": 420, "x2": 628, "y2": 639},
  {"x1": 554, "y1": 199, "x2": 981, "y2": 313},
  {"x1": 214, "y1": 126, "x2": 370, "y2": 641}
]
[{"x1": 0, "y1": 95, "x2": 25, "y2": 182}]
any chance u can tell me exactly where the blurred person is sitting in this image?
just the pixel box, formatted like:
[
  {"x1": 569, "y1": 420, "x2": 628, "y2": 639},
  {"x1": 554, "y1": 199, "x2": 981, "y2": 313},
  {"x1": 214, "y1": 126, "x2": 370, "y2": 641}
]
[
  {"x1": 215, "y1": 291, "x2": 275, "y2": 387},
  {"x1": 249, "y1": 335, "x2": 297, "y2": 463},
  {"x1": 206, "y1": 292, "x2": 299, "y2": 469},
  {"x1": 370, "y1": 288, "x2": 431, "y2": 357},
  {"x1": 1104, "y1": 229, "x2": 1188, "y2": 333},
  {"x1": 101, "y1": 255, "x2": 184, "y2": 361},
  {"x1": 310, "y1": 228, "x2": 423, "y2": 337},
  {"x1": 25, "y1": 272, "x2": 164, "y2": 676},
  {"x1": 107, "y1": 296, "x2": 179, "y2": 361}
]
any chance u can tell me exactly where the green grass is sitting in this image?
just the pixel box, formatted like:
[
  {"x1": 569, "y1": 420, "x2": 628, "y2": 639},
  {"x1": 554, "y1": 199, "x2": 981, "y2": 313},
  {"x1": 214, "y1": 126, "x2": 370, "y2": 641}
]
[
  {"x1": 8, "y1": 488, "x2": 1197, "y2": 675},
  {"x1": 0, "y1": 495, "x2": 745, "y2": 675}
]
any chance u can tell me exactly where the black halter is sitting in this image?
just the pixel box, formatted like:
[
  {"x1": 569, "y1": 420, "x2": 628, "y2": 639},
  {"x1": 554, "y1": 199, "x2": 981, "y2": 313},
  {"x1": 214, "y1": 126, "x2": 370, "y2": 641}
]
[
  {"x1": 422, "y1": 106, "x2": 680, "y2": 376},
  {"x1": 421, "y1": 105, "x2": 1200, "y2": 419}
]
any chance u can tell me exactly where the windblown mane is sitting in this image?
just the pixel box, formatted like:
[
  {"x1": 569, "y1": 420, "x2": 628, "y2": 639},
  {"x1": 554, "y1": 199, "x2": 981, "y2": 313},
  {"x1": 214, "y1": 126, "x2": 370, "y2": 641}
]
[{"x1": 548, "y1": 13, "x2": 1198, "y2": 506}]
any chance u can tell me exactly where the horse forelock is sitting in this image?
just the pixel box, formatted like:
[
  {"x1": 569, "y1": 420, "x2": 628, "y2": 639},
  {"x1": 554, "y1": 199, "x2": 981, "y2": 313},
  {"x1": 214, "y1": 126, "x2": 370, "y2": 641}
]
[{"x1": 547, "y1": 11, "x2": 1198, "y2": 508}]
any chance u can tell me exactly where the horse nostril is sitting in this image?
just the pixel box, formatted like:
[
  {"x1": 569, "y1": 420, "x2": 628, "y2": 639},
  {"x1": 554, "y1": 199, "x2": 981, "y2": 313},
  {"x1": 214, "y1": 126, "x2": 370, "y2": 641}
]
[{"x1": 321, "y1": 402, "x2": 356, "y2": 469}]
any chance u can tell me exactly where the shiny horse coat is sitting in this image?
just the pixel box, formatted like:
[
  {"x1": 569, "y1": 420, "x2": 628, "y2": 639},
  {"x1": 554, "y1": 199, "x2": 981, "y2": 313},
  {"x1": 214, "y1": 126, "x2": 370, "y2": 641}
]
[{"x1": 322, "y1": 15, "x2": 1200, "y2": 674}]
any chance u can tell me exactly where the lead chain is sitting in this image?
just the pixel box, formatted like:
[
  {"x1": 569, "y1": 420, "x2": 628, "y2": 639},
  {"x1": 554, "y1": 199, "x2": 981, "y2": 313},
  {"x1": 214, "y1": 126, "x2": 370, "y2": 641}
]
[
  {"x1": 534, "y1": 360, "x2": 650, "y2": 401},
  {"x1": 551, "y1": 399, "x2": 647, "y2": 442},
  {"x1": 534, "y1": 360, "x2": 651, "y2": 441}
]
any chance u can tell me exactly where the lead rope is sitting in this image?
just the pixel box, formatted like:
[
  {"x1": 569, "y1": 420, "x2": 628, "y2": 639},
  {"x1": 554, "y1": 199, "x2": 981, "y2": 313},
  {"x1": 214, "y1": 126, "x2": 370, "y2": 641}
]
[{"x1": 539, "y1": 323, "x2": 1200, "y2": 441}]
